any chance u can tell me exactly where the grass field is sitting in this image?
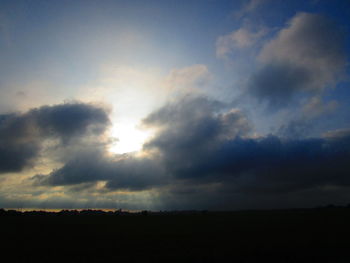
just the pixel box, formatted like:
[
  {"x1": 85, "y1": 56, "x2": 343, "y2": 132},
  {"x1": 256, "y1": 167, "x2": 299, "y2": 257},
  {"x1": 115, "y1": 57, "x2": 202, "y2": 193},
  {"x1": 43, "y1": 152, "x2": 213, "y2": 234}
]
[{"x1": 1, "y1": 208, "x2": 350, "y2": 262}]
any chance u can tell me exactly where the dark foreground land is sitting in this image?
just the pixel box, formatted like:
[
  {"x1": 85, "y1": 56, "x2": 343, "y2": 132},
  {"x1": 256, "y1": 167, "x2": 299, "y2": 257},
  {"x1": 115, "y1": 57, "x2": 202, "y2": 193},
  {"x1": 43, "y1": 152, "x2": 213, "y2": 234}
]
[{"x1": 1, "y1": 207, "x2": 350, "y2": 263}]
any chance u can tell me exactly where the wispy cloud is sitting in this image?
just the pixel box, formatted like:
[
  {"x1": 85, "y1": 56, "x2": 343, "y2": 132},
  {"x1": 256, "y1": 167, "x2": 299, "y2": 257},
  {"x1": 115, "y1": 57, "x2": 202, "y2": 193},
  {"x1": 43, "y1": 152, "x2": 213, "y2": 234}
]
[
  {"x1": 233, "y1": 0, "x2": 269, "y2": 20},
  {"x1": 216, "y1": 26, "x2": 267, "y2": 59}
]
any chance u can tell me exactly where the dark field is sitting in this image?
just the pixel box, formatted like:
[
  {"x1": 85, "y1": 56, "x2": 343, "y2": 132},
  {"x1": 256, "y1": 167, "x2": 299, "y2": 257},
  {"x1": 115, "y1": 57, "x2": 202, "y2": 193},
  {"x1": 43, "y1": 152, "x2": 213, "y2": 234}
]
[{"x1": 1, "y1": 208, "x2": 350, "y2": 262}]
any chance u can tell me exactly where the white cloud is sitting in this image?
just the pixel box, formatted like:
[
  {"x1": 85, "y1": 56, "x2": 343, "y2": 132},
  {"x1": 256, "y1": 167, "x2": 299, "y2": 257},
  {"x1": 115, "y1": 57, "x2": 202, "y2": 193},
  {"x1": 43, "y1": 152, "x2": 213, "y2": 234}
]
[
  {"x1": 216, "y1": 27, "x2": 267, "y2": 59},
  {"x1": 163, "y1": 64, "x2": 212, "y2": 92}
]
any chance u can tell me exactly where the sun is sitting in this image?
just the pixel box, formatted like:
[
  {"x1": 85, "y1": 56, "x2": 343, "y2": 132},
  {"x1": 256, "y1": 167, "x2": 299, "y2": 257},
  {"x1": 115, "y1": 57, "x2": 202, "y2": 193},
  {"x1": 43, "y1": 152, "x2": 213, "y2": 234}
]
[{"x1": 108, "y1": 122, "x2": 152, "y2": 154}]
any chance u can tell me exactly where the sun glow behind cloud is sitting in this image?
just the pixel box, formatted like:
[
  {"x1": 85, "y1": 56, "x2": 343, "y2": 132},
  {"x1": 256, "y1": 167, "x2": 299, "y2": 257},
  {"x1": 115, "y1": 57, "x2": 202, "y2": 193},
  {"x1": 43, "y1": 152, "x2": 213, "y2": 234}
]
[
  {"x1": 108, "y1": 122, "x2": 153, "y2": 154},
  {"x1": 82, "y1": 64, "x2": 211, "y2": 154}
]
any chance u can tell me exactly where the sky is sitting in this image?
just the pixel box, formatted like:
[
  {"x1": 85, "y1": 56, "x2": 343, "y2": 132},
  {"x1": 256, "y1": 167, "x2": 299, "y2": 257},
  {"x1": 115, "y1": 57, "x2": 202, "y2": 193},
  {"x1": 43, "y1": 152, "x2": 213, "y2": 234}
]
[{"x1": 0, "y1": 0, "x2": 350, "y2": 210}]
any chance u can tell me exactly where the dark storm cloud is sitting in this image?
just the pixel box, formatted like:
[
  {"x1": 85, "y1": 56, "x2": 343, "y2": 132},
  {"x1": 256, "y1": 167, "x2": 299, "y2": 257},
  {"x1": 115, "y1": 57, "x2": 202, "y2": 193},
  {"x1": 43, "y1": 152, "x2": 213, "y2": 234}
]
[
  {"x1": 249, "y1": 62, "x2": 312, "y2": 107},
  {"x1": 32, "y1": 103, "x2": 109, "y2": 141},
  {"x1": 276, "y1": 97, "x2": 339, "y2": 139},
  {"x1": 33, "y1": 97, "x2": 350, "y2": 209},
  {"x1": 35, "y1": 96, "x2": 251, "y2": 189},
  {"x1": 35, "y1": 151, "x2": 166, "y2": 191},
  {"x1": 248, "y1": 12, "x2": 346, "y2": 108},
  {"x1": 0, "y1": 140, "x2": 40, "y2": 173},
  {"x1": 143, "y1": 96, "x2": 251, "y2": 148},
  {"x1": 143, "y1": 97, "x2": 350, "y2": 193},
  {"x1": 277, "y1": 118, "x2": 312, "y2": 138},
  {"x1": 211, "y1": 134, "x2": 350, "y2": 193},
  {"x1": 0, "y1": 103, "x2": 109, "y2": 173},
  {"x1": 153, "y1": 129, "x2": 350, "y2": 210},
  {"x1": 143, "y1": 96, "x2": 252, "y2": 179}
]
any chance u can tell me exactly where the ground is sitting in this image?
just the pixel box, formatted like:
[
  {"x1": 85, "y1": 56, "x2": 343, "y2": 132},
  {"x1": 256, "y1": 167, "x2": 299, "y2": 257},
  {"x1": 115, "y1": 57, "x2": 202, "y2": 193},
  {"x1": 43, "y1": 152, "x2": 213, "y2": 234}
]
[{"x1": 1, "y1": 208, "x2": 349, "y2": 262}]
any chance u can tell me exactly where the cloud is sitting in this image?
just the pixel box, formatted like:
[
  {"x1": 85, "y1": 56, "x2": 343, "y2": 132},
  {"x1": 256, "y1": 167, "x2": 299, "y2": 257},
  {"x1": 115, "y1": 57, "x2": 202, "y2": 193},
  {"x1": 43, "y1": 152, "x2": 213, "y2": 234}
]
[
  {"x1": 30, "y1": 96, "x2": 350, "y2": 209},
  {"x1": 302, "y1": 96, "x2": 338, "y2": 119},
  {"x1": 143, "y1": 96, "x2": 252, "y2": 178},
  {"x1": 36, "y1": 150, "x2": 167, "y2": 191},
  {"x1": 153, "y1": 128, "x2": 350, "y2": 210},
  {"x1": 163, "y1": 64, "x2": 212, "y2": 92},
  {"x1": 34, "y1": 96, "x2": 251, "y2": 190},
  {"x1": 0, "y1": 102, "x2": 109, "y2": 173},
  {"x1": 323, "y1": 128, "x2": 350, "y2": 139},
  {"x1": 34, "y1": 96, "x2": 248, "y2": 189},
  {"x1": 33, "y1": 103, "x2": 109, "y2": 141},
  {"x1": 143, "y1": 97, "x2": 350, "y2": 192},
  {"x1": 249, "y1": 12, "x2": 346, "y2": 108},
  {"x1": 216, "y1": 27, "x2": 267, "y2": 59},
  {"x1": 276, "y1": 96, "x2": 339, "y2": 138},
  {"x1": 234, "y1": 0, "x2": 269, "y2": 20},
  {"x1": 141, "y1": 97, "x2": 350, "y2": 203},
  {"x1": 80, "y1": 64, "x2": 213, "y2": 140}
]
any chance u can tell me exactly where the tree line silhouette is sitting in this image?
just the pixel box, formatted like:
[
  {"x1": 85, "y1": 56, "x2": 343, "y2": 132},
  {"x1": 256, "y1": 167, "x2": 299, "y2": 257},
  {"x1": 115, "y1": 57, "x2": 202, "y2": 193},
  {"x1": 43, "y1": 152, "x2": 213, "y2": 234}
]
[{"x1": 1, "y1": 204, "x2": 350, "y2": 217}]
